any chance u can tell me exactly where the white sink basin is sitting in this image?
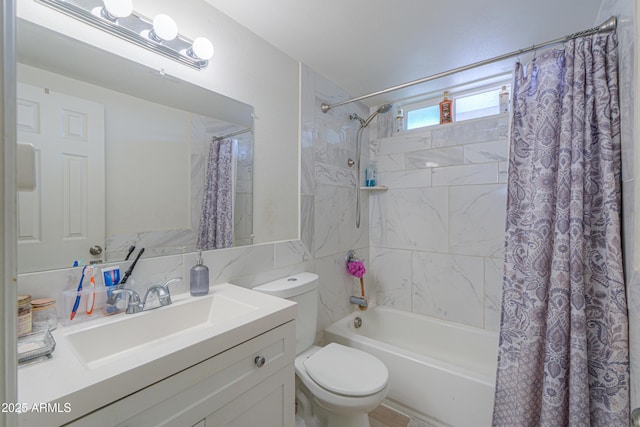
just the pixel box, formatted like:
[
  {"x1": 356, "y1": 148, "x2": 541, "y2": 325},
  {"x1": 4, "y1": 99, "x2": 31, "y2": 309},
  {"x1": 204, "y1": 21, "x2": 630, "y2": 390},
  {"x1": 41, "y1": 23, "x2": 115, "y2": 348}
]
[{"x1": 65, "y1": 291, "x2": 257, "y2": 369}]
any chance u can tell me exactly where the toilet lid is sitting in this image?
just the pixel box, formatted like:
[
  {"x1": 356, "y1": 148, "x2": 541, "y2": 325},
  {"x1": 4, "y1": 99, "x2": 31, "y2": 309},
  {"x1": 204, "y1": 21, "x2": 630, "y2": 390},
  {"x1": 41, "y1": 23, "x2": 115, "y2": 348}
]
[{"x1": 303, "y1": 343, "x2": 388, "y2": 397}]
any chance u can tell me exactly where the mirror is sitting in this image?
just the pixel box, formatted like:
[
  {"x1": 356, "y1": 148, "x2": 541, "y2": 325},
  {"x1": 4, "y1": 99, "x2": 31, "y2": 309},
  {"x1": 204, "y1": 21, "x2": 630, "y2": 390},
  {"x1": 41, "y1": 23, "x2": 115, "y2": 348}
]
[{"x1": 16, "y1": 19, "x2": 255, "y2": 273}]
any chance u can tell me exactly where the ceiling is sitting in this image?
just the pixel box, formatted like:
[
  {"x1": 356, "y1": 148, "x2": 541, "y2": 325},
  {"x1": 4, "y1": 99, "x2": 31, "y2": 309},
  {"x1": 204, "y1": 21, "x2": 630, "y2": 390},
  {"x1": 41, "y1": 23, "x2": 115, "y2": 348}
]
[{"x1": 204, "y1": 0, "x2": 604, "y2": 107}]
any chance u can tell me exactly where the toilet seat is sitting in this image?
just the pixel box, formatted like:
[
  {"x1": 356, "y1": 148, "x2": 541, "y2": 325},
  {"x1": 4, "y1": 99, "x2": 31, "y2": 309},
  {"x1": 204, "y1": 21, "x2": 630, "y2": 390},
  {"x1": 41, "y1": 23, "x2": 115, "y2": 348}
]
[{"x1": 303, "y1": 343, "x2": 388, "y2": 397}]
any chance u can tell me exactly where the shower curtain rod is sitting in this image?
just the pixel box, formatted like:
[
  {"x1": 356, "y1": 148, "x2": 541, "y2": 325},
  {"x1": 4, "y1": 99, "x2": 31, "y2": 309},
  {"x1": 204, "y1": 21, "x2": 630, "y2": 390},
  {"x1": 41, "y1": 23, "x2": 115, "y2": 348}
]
[
  {"x1": 320, "y1": 16, "x2": 617, "y2": 113},
  {"x1": 212, "y1": 127, "x2": 252, "y2": 142}
]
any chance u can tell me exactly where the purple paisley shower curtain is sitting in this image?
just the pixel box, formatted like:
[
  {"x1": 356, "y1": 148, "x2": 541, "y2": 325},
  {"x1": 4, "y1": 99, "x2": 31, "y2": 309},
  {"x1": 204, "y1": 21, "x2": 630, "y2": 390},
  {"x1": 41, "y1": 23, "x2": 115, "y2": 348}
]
[
  {"x1": 197, "y1": 138, "x2": 233, "y2": 250},
  {"x1": 492, "y1": 33, "x2": 629, "y2": 426}
]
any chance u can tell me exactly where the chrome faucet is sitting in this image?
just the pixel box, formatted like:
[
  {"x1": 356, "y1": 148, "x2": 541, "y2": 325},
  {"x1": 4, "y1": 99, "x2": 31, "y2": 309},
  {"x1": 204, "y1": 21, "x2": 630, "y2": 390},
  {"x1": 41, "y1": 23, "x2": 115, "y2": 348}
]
[
  {"x1": 108, "y1": 288, "x2": 143, "y2": 314},
  {"x1": 142, "y1": 283, "x2": 173, "y2": 309},
  {"x1": 106, "y1": 278, "x2": 179, "y2": 314}
]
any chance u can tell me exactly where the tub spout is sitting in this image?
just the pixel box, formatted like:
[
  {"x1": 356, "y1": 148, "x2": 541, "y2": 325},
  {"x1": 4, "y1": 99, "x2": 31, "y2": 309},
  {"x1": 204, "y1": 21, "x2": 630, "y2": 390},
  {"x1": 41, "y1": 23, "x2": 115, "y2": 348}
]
[{"x1": 350, "y1": 295, "x2": 368, "y2": 309}]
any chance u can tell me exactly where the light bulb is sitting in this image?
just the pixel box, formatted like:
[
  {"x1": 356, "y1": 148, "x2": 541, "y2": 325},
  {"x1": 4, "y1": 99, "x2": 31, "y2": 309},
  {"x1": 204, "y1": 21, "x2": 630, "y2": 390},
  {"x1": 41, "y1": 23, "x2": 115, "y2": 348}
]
[
  {"x1": 190, "y1": 37, "x2": 214, "y2": 60},
  {"x1": 102, "y1": 0, "x2": 133, "y2": 19},
  {"x1": 151, "y1": 14, "x2": 178, "y2": 41}
]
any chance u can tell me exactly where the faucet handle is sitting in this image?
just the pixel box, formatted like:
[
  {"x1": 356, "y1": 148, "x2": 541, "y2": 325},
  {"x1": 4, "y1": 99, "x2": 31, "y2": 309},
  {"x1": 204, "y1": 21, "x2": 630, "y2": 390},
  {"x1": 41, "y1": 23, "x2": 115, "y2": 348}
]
[
  {"x1": 110, "y1": 288, "x2": 143, "y2": 314},
  {"x1": 162, "y1": 277, "x2": 182, "y2": 291}
]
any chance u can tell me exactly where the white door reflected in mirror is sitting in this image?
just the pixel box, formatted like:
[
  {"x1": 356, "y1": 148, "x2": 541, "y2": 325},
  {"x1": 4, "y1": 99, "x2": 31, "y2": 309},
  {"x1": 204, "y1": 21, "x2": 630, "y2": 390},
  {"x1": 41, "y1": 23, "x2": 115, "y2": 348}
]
[{"x1": 17, "y1": 83, "x2": 106, "y2": 271}]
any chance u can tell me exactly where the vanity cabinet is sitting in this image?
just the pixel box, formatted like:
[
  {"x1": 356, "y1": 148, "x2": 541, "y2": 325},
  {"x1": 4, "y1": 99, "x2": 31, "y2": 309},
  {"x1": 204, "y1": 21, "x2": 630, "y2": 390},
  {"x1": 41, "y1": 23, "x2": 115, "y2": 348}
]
[{"x1": 65, "y1": 322, "x2": 295, "y2": 427}]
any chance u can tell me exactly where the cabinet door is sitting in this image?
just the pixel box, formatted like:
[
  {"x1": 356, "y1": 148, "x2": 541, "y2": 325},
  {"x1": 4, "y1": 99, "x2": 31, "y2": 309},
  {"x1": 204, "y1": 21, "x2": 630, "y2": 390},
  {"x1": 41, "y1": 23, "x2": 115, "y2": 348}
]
[
  {"x1": 65, "y1": 322, "x2": 295, "y2": 427},
  {"x1": 205, "y1": 366, "x2": 294, "y2": 427}
]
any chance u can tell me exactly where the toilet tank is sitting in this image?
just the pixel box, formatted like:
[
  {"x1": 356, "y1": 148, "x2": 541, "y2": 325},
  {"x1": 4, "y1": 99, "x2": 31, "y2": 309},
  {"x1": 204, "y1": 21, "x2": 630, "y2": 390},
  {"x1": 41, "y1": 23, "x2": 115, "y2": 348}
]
[{"x1": 253, "y1": 272, "x2": 319, "y2": 354}]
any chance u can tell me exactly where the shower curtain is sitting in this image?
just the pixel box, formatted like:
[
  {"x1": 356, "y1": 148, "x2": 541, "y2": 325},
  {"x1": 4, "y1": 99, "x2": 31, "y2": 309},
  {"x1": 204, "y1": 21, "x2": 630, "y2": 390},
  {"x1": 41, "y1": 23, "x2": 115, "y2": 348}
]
[
  {"x1": 197, "y1": 138, "x2": 234, "y2": 250},
  {"x1": 492, "y1": 33, "x2": 629, "y2": 426}
]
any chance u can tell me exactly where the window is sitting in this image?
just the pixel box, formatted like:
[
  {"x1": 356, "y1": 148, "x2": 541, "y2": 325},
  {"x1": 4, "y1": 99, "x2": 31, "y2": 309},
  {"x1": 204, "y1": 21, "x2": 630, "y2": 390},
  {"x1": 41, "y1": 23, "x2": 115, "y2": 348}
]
[
  {"x1": 406, "y1": 105, "x2": 439, "y2": 129},
  {"x1": 455, "y1": 87, "x2": 508, "y2": 121},
  {"x1": 402, "y1": 83, "x2": 510, "y2": 131}
]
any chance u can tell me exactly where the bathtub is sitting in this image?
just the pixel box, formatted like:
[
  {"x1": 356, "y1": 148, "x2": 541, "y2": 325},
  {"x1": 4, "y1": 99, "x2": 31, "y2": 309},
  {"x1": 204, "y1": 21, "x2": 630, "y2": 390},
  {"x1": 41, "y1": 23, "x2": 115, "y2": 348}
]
[{"x1": 324, "y1": 305, "x2": 499, "y2": 427}]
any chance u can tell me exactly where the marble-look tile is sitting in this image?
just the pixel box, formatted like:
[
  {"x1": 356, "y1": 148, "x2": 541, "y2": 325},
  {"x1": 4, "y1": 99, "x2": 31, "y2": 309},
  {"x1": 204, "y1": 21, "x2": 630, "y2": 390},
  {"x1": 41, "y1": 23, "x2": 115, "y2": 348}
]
[
  {"x1": 484, "y1": 257, "x2": 503, "y2": 331},
  {"x1": 450, "y1": 184, "x2": 507, "y2": 258},
  {"x1": 405, "y1": 146, "x2": 464, "y2": 169},
  {"x1": 275, "y1": 240, "x2": 311, "y2": 268},
  {"x1": 431, "y1": 163, "x2": 499, "y2": 186},
  {"x1": 369, "y1": 247, "x2": 412, "y2": 310},
  {"x1": 464, "y1": 139, "x2": 508, "y2": 164},
  {"x1": 412, "y1": 252, "x2": 484, "y2": 327},
  {"x1": 316, "y1": 254, "x2": 355, "y2": 332},
  {"x1": 300, "y1": 142, "x2": 316, "y2": 195},
  {"x1": 370, "y1": 187, "x2": 448, "y2": 252},
  {"x1": 125, "y1": 254, "x2": 185, "y2": 295},
  {"x1": 313, "y1": 185, "x2": 341, "y2": 258},
  {"x1": 143, "y1": 228, "x2": 197, "y2": 252},
  {"x1": 106, "y1": 232, "x2": 144, "y2": 258},
  {"x1": 338, "y1": 186, "x2": 369, "y2": 252},
  {"x1": 315, "y1": 161, "x2": 355, "y2": 188},
  {"x1": 377, "y1": 132, "x2": 432, "y2": 155},
  {"x1": 300, "y1": 195, "x2": 315, "y2": 257},
  {"x1": 431, "y1": 116, "x2": 501, "y2": 148},
  {"x1": 194, "y1": 243, "x2": 275, "y2": 286},
  {"x1": 374, "y1": 153, "x2": 406, "y2": 172},
  {"x1": 498, "y1": 161, "x2": 509, "y2": 184},
  {"x1": 377, "y1": 169, "x2": 432, "y2": 189}
]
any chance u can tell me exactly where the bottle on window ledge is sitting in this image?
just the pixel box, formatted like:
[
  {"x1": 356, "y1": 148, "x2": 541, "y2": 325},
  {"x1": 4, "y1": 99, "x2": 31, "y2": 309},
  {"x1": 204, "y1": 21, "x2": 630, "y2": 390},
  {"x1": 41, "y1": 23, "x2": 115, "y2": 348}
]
[
  {"x1": 499, "y1": 85, "x2": 510, "y2": 113},
  {"x1": 439, "y1": 91, "x2": 453, "y2": 124},
  {"x1": 395, "y1": 108, "x2": 404, "y2": 133}
]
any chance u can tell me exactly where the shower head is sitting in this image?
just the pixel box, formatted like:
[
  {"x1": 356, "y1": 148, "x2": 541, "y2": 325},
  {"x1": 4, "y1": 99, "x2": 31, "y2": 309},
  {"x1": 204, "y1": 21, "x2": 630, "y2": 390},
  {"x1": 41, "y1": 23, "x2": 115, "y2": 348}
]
[
  {"x1": 351, "y1": 104, "x2": 393, "y2": 128},
  {"x1": 376, "y1": 104, "x2": 393, "y2": 114},
  {"x1": 361, "y1": 103, "x2": 392, "y2": 128}
]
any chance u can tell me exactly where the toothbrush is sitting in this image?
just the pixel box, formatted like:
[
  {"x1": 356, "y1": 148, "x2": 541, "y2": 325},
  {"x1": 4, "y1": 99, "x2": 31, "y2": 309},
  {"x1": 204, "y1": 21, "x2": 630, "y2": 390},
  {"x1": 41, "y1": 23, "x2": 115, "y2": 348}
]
[
  {"x1": 86, "y1": 266, "x2": 96, "y2": 315},
  {"x1": 70, "y1": 265, "x2": 88, "y2": 320},
  {"x1": 119, "y1": 248, "x2": 144, "y2": 286},
  {"x1": 124, "y1": 245, "x2": 135, "y2": 261}
]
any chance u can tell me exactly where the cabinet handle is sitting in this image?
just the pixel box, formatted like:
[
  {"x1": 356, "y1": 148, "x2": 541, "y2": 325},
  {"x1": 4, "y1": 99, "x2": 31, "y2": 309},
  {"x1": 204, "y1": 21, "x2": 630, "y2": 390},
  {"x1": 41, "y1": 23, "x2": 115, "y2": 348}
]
[{"x1": 254, "y1": 355, "x2": 266, "y2": 367}]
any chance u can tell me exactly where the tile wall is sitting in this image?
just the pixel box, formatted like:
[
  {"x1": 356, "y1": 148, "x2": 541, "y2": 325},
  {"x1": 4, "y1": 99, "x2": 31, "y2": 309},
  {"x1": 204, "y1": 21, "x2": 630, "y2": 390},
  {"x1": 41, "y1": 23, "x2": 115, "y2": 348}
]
[{"x1": 368, "y1": 114, "x2": 509, "y2": 330}]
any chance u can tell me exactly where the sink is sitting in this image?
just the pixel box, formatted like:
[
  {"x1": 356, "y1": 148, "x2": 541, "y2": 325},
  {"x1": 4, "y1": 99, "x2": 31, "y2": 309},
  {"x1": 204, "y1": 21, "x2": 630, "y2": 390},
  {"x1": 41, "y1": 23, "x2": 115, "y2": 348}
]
[
  {"x1": 65, "y1": 292, "x2": 258, "y2": 369},
  {"x1": 19, "y1": 282, "x2": 297, "y2": 427}
]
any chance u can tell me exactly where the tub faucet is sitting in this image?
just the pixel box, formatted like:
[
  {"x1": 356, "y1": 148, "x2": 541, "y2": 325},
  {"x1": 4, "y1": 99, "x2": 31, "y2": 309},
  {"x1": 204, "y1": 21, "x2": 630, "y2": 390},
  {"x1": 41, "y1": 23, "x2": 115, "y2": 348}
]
[{"x1": 350, "y1": 295, "x2": 368, "y2": 309}]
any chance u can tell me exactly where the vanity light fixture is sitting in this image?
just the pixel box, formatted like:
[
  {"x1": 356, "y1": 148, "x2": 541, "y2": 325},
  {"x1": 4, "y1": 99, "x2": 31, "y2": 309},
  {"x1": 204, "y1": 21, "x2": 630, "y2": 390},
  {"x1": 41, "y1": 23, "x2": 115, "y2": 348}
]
[
  {"x1": 101, "y1": 0, "x2": 132, "y2": 21},
  {"x1": 149, "y1": 13, "x2": 178, "y2": 42},
  {"x1": 35, "y1": 0, "x2": 214, "y2": 69}
]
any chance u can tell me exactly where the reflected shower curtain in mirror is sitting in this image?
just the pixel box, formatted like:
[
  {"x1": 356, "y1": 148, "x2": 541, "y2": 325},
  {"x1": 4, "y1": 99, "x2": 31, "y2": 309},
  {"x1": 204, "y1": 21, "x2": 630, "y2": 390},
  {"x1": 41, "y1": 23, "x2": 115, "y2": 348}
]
[
  {"x1": 198, "y1": 138, "x2": 233, "y2": 250},
  {"x1": 492, "y1": 33, "x2": 629, "y2": 426}
]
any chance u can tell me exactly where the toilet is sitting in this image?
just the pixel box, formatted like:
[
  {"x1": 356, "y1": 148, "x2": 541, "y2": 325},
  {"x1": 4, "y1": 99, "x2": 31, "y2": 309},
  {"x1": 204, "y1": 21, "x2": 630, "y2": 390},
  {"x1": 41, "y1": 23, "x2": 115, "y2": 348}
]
[{"x1": 254, "y1": 272, "x2": 389, "y2": 427}]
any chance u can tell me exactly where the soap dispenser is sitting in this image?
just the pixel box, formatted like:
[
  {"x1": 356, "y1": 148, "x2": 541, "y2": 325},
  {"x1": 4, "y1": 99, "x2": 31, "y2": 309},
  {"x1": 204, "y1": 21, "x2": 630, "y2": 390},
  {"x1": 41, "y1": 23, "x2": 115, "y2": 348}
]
[{"x1": 190, "y1": 251, "x2": 209, "y2": 296}]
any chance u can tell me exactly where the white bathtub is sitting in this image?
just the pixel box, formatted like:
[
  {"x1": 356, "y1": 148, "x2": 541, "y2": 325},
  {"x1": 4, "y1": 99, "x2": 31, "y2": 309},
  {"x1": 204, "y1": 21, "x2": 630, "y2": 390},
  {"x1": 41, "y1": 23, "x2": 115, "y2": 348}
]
[{"x1": 324, "y1": 306, "x2": 499, "y2": 427}]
